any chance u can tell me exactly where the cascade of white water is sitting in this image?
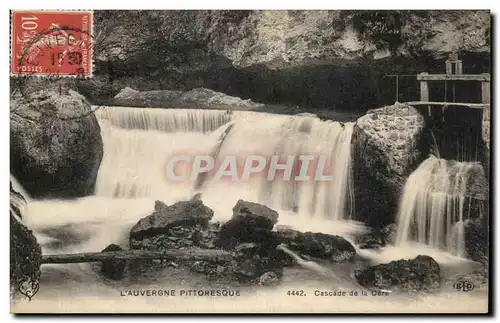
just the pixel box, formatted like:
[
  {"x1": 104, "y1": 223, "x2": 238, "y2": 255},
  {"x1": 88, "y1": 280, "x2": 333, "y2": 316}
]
[
  {"x1": 251, "y1": 115, "x2": 354, "y2": 220},
  {"x1": 10, "y1": 174, "x2": 29, "y2": 222},
  {"x1": 95, "y1": 107, "x2": 233, "y2": 133},
  {"x1": 395, "y1": 155, "x2": 478, "y2": 256},
  {"x1": 94, "y1": 108, "x2": 355, "y2": 220}
]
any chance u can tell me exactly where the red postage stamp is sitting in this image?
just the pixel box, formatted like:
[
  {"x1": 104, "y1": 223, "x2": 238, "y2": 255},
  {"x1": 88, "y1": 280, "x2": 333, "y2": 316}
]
[{"x1": 11, "y1": 10, "x2": 93, "y2": 77}]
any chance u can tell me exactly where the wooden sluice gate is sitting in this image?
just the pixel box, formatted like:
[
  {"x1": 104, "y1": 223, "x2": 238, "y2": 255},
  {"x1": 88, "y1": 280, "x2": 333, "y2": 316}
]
[{"x1": 385, "y1": 51, "x2": 490, "y2": 114}]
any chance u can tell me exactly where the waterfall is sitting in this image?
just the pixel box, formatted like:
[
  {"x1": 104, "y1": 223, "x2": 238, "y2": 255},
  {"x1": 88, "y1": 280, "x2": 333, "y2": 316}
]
[
  {"x1": 96, "y1": 107, "x2": 233, "y2": 132},
  {"x1": 94, "y1": 107, "x2": 355, "y2": 220},
  {"x1": 395, "y1": 155, "x2": 479, "y2": 256},
  {"x1": 10, "y1": 175, "x2": 29, "y2": 222}
]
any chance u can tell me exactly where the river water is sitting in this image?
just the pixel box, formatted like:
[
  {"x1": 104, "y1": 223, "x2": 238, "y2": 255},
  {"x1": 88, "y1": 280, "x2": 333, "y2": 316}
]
[{"x1": 11, "y1": 107, "x2": 488, "y2": 313}]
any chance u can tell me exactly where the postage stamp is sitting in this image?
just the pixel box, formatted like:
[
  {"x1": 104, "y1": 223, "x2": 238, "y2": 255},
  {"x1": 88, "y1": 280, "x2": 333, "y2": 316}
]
[{"x1": 10, "y1": 10, "x2": 93, "y2": 77}]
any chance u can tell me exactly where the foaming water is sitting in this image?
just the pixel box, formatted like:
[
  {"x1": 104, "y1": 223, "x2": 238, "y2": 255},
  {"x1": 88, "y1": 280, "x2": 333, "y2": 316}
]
[
  {"x1": 358, "y1": 243, "x2": 473, "y2": 266},
  {"x1": 14, "y1": 107, "x2": 488, "y2": 313},
  {"x1": 23, "y1": 107, "x2": 362, "y2": 259},
  {"x1": 95, "y1": 108, "x2": 355, "y2": 220},
  {"x1": 395, "y1": 155, "x2": 480, "y2": 256}
]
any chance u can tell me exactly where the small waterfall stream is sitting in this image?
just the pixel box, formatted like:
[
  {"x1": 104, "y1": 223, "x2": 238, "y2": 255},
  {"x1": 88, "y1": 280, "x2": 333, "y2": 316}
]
[{"x1": 395, "y1": 155, "x2": 480, "y2": 256}]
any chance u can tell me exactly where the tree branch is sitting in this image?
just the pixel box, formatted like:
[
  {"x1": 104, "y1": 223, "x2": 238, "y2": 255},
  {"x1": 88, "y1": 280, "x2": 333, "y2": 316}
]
[{"x1": 41, "y1": 248, "x2": 232, "y2": 264}]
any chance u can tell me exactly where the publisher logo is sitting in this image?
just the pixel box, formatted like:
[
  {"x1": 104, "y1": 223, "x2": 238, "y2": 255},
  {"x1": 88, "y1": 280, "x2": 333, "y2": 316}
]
[{"x1": 453, "y1": 279, "x2": 475, "y2": 292}]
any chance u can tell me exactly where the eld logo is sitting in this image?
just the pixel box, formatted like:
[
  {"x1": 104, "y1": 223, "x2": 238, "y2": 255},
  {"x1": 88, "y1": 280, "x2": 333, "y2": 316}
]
[{"x1": 453, "y1": 280, "x2": 475, "y2": 292}]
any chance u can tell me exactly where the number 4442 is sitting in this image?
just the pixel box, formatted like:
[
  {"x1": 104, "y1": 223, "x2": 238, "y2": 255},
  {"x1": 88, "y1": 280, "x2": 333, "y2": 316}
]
[{"x1": 287, "y1": 290, "x2": 306, "y2": 296}]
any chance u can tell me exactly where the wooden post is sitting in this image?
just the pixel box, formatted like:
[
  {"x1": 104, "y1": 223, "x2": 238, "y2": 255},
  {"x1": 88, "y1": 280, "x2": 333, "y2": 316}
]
[
  {"x1": 456, "y1": 61, "x2": 463, "y2": 74},
  {"x1": 481, "y1": 73, "x2": 490, "y2": 104},
  {"x1": 445, "y1": 61, "x2": 452, "y2": 75},
  {"x1": 420, "y1": 72, "x2": 429, "y2": 102}
]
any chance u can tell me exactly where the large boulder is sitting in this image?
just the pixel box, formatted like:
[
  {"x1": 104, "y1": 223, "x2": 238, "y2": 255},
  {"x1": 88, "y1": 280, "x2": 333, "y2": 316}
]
[
  {"x1": 275, "y1": 228, "x2": 356, "y2": 262},
  {"x1": 351, "y1": 103, "x2": 425, "y2": 227},
  {"x1": 217, "y1": 200, "x2": 279, "y2": 249},
  {"x1": 10, "y1": 185, "x2": 42, "y2": 300},
  {"x1": 110, "y1": 87, "x2": 265, "y2": 111},
  {"x1": 464, "y1": 215, "x2": 489, "y2": 264},
  {"x1": 130, "y1": 199, "x2": 215, "y2": 241},
  {"x1": 110, "y1": 87, "x2": 183, "y2": 107},
  {"x1": 10, "y1": 90, "x2": 103, "y2": 198},
  {"x1": 355, "y1": 231, "x2": 386, "y2": 250},
  {"x1": 355, "y1": 255, "x2": 440, "y2": 292}
]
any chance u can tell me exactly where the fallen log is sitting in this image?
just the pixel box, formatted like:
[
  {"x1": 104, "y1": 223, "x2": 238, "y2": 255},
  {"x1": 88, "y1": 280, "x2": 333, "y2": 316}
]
[{"x1": 41, "y1": 248, "x2": 232, "y2": 264}]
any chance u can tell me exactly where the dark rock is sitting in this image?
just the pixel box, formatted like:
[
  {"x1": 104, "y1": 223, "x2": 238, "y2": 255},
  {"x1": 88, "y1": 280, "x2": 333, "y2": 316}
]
[
  {"x1": 154, "y1": 200, "x2": 169, "y2": 211},
  {"x1": 110, "y1": 87, "x2": 265, "y2": 111},
  {"x1": 10, "y1": 90, "x2": 103, "y2": 199},
  {"x1": 275, "y1": 229, "x2": 356, "y2": 262},
  {"x1": 111, "y1": 87, "x2": 183, "y2": 107},
  {"x1": 100, "y1": 244, "x2": 126, "y2": 280},
  {"x1": 217, "y1": 200, "x2": 279, "y2": 249},
  {"x1": 131, "y1": 221, "x2": 220, "y2": 251},
  {"x1": 130, "y1": 200, "x2": 214, "y2": 239},
  {"x1": 10, "y1": 186, "x2": 42, "y2": 299},
  {"x1": 234, "y1": 242, "x2": 259, "y2": 255},
  {"x1": 355, "y1": 255, "x2": 440, "y2": 292},
  {"x1": 234, "y1": 258, "x2": 261, "y2": 278},
  {"x1": 232, "y1": 200, "x2": 279, "y2": 229},
  {"x1": 356, "y1": 231, "x2": 386, "y2": 249},
  {"x1": 464, "y1": 215, "x2": 488, "y2": 263},
  {"x1": 381, "y1": 223, "x2": 398, "y2": 244},
  {"x1": 259, "y1": 271, "x2": 280, "y2": 286},
  {"x1": 464, "y1": 164, "x2": 489, "y2": 201}
]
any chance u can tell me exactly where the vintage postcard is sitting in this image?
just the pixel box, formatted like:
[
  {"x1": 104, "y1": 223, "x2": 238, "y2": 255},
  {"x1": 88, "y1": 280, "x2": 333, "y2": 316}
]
[{"x1": 9, "y1": 10, "x2": 491, "y2": 314}]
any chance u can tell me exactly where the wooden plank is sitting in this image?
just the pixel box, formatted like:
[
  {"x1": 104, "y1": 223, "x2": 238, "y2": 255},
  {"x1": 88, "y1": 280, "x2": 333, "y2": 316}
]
[
  {"x1": 417, "y1": 73, "x2": 490, "y2": 82},
  {"x1": 41, "y1": 249, "x2": 233, "y2": 265},
  {"x1": 405, "y1": 101, "x2": 489, "y2": 109},
  {"x1": 420, "y1": 76, "x2": 429, "y2": 101},
  {"x1": 481, "y1": 78, "x2": 490, "y2": 104}
]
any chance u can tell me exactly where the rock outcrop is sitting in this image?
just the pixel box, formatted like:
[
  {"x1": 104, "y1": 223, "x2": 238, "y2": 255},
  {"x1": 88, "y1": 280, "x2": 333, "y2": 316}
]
[
  {"x1": 275, "y1": 229, "x2": 356, "y2": 263},
  {"x1": 355, "y1": 231, "x2": 386, "y2": 250},
  {"x1": 217, "y1": 200, "x2": 279, "y2": 250},
  {"x1": 110, "y1": 87, "x2": 265, "y2": 111},
  {"x1": 355, "y1": 255, "x2": 440, "y2": 292},
  {"x1": 464, "y1": 215, "x2": 489, "y2": 264},
  {"x1": 130, "y1": 200, "x2": 214, "y2": 240},
  {"x1": 86, "y1": 11, "x2": 490, "y2": 113},
  {"x1": 10, "y1": 90, "x2": 103, "y2": 198},
  {"x1": 128, "y1": 199, "x2": 356, "y2": 285},
  {"x1": 96, "y1": 11, "x2": 490, "y2": 70},
  {"x1": 352, "y1": 103, "x2": 425, "y2": 227},
  {"x1": 111, "y1": 87, "x2": 183, "y2": 107}
]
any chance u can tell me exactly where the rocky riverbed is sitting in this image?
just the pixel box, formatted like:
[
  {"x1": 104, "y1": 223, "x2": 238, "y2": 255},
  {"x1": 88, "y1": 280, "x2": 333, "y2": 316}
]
[{"x1": 86, "y1": 197, "x2": 445, "y2": 294}]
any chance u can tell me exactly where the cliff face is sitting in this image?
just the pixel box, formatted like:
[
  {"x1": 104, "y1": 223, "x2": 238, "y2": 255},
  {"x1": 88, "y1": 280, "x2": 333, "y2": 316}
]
[
  {"x1": 86, "y1": 10, "x2": 490, "y2": 112},
  {"x1": 96, "y1": 10, "x2": 490, "y2": 69},
  {"x1": 206, "y1": 10, "x2": 490, "y2": 68}
]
